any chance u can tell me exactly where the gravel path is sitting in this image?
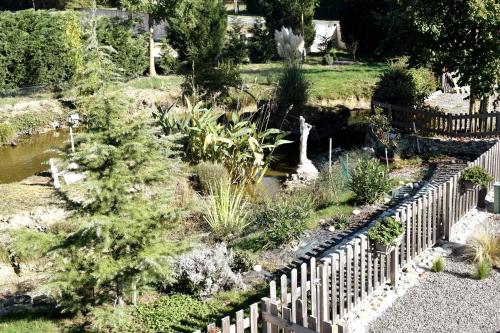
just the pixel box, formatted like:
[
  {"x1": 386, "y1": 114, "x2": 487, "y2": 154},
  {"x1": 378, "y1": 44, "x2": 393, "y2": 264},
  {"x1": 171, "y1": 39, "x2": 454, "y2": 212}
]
[
  {"x1": 369, "y1": 244, "x2": 500, "y2": 333},
  {"x1": 427, "y1": 93, "x2": 498, "y2": 114}
]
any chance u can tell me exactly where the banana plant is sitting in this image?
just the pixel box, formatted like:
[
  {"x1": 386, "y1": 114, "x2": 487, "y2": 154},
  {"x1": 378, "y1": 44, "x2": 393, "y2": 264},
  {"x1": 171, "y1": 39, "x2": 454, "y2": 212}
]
[{"x1": 155, "y1": 102, "x2": 291, "y2": 183}]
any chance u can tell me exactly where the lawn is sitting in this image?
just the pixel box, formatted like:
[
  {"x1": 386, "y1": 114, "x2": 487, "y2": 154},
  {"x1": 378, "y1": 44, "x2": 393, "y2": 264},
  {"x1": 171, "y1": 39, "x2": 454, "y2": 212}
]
[
  {"x1": 0, "y1": 316, "x2": 61, "y2": 333},
  {"x1": 240, "y1": 60, "x2": 387, "y2": 104}
]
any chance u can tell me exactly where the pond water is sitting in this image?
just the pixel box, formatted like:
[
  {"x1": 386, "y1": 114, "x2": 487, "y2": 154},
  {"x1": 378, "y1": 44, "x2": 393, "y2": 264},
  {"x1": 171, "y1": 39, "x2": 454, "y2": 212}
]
[{"x1": 0, "y1": 131, "x2": 67, "y2": 184}]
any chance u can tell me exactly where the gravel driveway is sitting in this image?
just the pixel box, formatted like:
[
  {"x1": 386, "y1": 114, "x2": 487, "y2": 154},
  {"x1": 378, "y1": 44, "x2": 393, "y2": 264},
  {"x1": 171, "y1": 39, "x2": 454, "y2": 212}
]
[{"x1": 369, "y1": 250, "x2": 500, "y2": 333}]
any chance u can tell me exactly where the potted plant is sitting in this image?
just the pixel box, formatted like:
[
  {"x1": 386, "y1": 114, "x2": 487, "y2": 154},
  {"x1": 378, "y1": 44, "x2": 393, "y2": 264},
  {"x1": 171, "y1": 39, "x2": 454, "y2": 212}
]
[
  {"x1": 368, "y1": 216, "x2": 404, "y2": 255},
  {"x1": 459, "y1": 166, "x2": 493, "y2": 208}
]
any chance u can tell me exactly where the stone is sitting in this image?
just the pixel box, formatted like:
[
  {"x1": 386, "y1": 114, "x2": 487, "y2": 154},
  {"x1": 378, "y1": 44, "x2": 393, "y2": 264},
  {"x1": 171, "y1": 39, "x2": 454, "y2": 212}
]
[
  {"x1": 353, "y1": 209, "x2": 362, "y2": 216},
  {"x1": 328, "y1": 226, "x2": 336, "y2": 232},
  {"x1": 62, "y1": 172, "x2": 86, "y2": 185},
  {"x1": 33, "y1": 295, "x2": 56, "y2": 307},
  {"x1": 253, "y1": 265, "x2": 262, "y2": 272},
  {"x1": 4, "y1": 295, "x2": 31, "y2": 307}
]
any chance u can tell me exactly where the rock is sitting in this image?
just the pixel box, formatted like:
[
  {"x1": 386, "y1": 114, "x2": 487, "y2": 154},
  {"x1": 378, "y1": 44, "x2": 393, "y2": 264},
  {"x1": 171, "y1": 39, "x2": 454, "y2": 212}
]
[
  {"x1": 328, "y1": 226, "x2": 336, "y2": 232},
  {"x1": 363, "y1": 147, "x2": 375, "y2": 155},
  {"x1": 62, "y1": 172, "x2": 86, "y2": 185},
  {"x1": 33, "y1": 295, "x2": 56, "y2": 307},
  {"x1": 4, "y1": 295, "x2": 31, "y2": 307},
  {"x1": 353, "y1": 209, "x2": 361, "y2": 216},
  {"x1": 253, "y1": 265, "x2": 262, "y2": 272}
]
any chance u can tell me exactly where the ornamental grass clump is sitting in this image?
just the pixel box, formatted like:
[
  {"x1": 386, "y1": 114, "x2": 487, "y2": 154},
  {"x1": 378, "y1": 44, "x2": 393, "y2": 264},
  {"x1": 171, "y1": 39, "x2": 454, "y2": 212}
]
[
  {"x1": 348, "y1": 158, "x2": 391, "y2": 204},
  {"x1": 204, "y1": 183, "x2": 249, "y2": 241},
  {"x1": 367, "y1": 216, "x2": 404, "y2": 246},
  {"x1": 459, "y1": 166, "x2": 493, "y2": 188},
  {"x1": 464, "y1": 231, "x2": 500, "y2": 269},
  {"x1": 474, "y1": 260, "x2": 492, "y2": 280},
  {"x1": 432, "y1": 256, "x2": 445, "y2": 272}
]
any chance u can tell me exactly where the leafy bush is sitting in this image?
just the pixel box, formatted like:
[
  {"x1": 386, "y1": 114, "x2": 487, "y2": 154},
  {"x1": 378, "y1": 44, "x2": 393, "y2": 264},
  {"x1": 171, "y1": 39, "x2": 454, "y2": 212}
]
[
  {"x1": 248, "y1": 19, "x2": 275, "y2": 63},
  {"x1": 474, "y1": 260, "x2": 492, "y2": 280},
  {"x1": 277, "y1": 63, "x2": 311, "y2": 114},
  {"x1": 194, "y1": 162, "x2": 230, "y2": 194},
  {"x1": 322, "y1": 54, "x2": 334, "y2": 66},
  {"x1": 367, "y1": 216, "x2": 404, "y2": 246},
  {"x1": 169, "y1": 243, "x2": 245, "y2": 299},
  {"x1": 348, "y1": 158, "x2": 391, "y2": 204},
  {"x1": 136, "y1": 294, "x2": 214, "y2": 333},
  {"x1": 432, "y1": 256, "x2": 445, "y2": 272},
  {"x1": 204, "y1": 184, "x2": 249, "y2": 241},
  {"x1": 0, "y1": 10, "x2": 83, "y2": 92},
  {"x1": 96, "y1": 16, "x2": 148, "y2": 78},
  {"x1": 0, "y1": 123, "x2": 15, "y2": 144},
  {"x1": 90, "y1": 306, "x2": 151, "y2": 333},
  {"x1": 459, "y1": 166, "x2": 493, "y2": 188},
  {"x1": 256, "y1": 191, "x2": 315, "y2": 249},
  {"x1": 10, "y1": 111, "x2": 61, "y2": 135},
  {"x1": 0, "y1": 229, "x2": 60, "y2": 266},
  {"x1": 159, "y1": 45, "x2": 179, "y2": 75},
  {"x1": 373, "y1": 58, "x2": 436, "y2": 107},
  {"x1": 332, "y1": 214, "x2": 352, "y2": 230}
]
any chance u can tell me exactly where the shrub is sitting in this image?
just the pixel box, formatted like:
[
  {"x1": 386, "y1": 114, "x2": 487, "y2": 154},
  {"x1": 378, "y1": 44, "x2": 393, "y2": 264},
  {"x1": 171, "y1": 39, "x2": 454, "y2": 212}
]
[
  {"x1": 136, "y1": 294, "x2": 214, "y2": 333},
  {"x1": 308, "y1": 165, "x2": 344, "y2": 209},
  {"x1": 322, "y1": 54, "x2": 334, "y2": 66},
  {"x1": 432, "y1": 256, "x2": 445, "y2": 272},
  {"x1": 0, "y1": 123, "x2": 15, "y2": 144},
  {"x1": 373, "y1": 58, "x2": 436, "y2": 107},
  {"x1": 348, "y1": 158, "x2": 391, "y2": 204},
  {"x1": 204, "y1": 184, "x2": 249, "y2": 241},
  {"x1": 96, "y1": 16, "x2": 148, "y2": 78},
  {"x1": 10, "y1": 111, "x2": 60, "y2": 135},
  {"x1": 474, "y1": 260, "x2": 491, "y2": 280},
  {"x1": 459, "y1": 166, "x2": 493, "y2": 188},
  {"x1": 277, "y1": 63, "x2": 311, "y2": 114},
  {"x1": 223, "y1": 20, "x2": 249, "y2": 64},
  {"x1": 248, "y1": 19, "x2": 275, "y2": 63},
  {"x1": 333, "y1": 214, "x2": 352, "y2": 230},
  {"x1": 182, "y1": 61, "x2": 242, "y2": 103},
  {"x1": 0, "y1": 10, "x2": 83, "y2": 93},
  {"x1": 256, "y1": 191, "x2": 315, "y2": 249},
  {"x1": 230, "y1": 249, "x2": 256, "y2": 273},
  {"x1": 159, "y1": 45, "x2": 179, "y2": 75},
  {"x1": 193, "y1": 162, "x2": 230, "y2": 194},
  {"x1": 169, "y1": 243, "x2": 245, "y2": 299},
  {"x1": 90, "y1": 306, "x2": 151, "y2": 333},
  {"x1": 367, "y1": 216, "x2": 404, "y2": 246}
]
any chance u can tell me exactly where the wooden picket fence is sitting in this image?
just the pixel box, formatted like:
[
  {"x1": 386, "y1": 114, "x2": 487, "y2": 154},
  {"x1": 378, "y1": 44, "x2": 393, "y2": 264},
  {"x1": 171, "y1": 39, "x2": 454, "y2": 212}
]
[
  {"x1": 373, "y1": 101, "x2": 500, "y2": 137},
  {"x1": 195, "y1": 141, "x2": 500, "y2": 333}
]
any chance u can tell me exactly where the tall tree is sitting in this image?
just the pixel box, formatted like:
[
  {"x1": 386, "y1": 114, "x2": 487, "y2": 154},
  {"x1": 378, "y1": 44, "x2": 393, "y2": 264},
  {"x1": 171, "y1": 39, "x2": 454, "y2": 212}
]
[
  {"x1": 259, "y1": 0, "x2": 318, "y2": 51},
  {"x1": 158, "y1": 0, "x2": 227, "y2": 64},
  {"x1": 403, "y1": 0, "x2": 500, "y2": 113}
]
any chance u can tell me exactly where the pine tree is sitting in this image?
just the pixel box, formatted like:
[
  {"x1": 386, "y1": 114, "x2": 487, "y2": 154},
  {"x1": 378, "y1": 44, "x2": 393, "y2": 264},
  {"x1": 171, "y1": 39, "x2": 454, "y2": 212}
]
[{"x1": 53, "y1": 95, "x2": 182, "y2": 312}]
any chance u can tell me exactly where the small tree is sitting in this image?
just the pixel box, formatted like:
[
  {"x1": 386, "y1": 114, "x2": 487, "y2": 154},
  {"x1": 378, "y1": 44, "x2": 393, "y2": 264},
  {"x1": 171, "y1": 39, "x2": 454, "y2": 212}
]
[{"x1": 53, "y1": 94, "x2": 182, "y2": 312}]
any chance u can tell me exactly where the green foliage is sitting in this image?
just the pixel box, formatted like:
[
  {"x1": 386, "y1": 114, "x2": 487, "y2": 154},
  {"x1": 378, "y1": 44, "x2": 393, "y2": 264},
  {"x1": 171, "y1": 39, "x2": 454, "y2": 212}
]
[
  {"x1": 322, "y1": 54, "x2": 334, "y2": 66},
  {"x1": 96, "y1": 16, "x2": 148, "y2": 78},
  {"x1": 459, "y1": 166, "x2": 493, "y2": 188},
  {"x1": 230, "y1": 249, "x2": 256, "y2": 273},
  {"x1": 474, "y1": 260, "x2": 492, "y2": 280},
  {"x1": 136, "y1": 294, "x2": 215, "y2": 333},
  {"x1": 348, "y1": 158, "x2": 390, "y2": 204},
  {"x1": 373, "y1": 58, "x2": 436, "y2": 107},
  {"x1": 223, "y1": 19, "x2": 249, "y2": 64},
  {"x1": 248, "y1": 19, "x2": 275, "y2": 63},
  {"x1": 367, "y1": 216, "x2": 404, "y2": 246},
  {"x1": 53, "y1": 94, "x2": 182, "y2": 312},
  {"x1": 162, "y1": 0, "x2": 227, "y2": 64},
  {"x1": 0, "y1": 229, "x2": 60, "y2": 265},
  {"x1": 256, "y1": 191, "x2": 315, "y2": 249},
  {"x1": 432, "y1": 256, "x2": 445, "y2": 272},
  {"x1": 0, "y1": 314, "x2": 60, "y2": 333},
  {"x1": 277, "y1": 63, "x2": 311, "y2": 114},
  {"x1": 159, "y1": 46, "x2": 179, "y2": 75},
  {"x1": 90, "y1": 306, "x2": 152, "y2": 333},
  {"x1": 204, "y1": 184, "x2": 249, "y2": 241},
  {"x1": 0, "y1": 10, "x2": 83, "y2": 93},
  {"x1": 158, "y1": 103, "x2": 290, "y2": 183},
  {"x1": 465, "y1": 231, "x2": 500, "y2": 269},
  {"x1": 307, "y1": 165, "x2": 344, "y2": 210},
  {"x1": 193, "y1": 161, "x2": 230, "y2": 194},
  {"x1": 259, "y1": 0, "x2": 319, "y2": 49},
  {"x1": 182, "y1": 61, "x2": 242, "y2": 103},
  {"x1": 0, "y1": 123, "x2": 15, "y2": 144},
  {"x1": 9, "y1": 111, "x2": 61, "y2": 135},
  {"x1": 332, "y1": 214, "x2": 352, "y2": 230}
]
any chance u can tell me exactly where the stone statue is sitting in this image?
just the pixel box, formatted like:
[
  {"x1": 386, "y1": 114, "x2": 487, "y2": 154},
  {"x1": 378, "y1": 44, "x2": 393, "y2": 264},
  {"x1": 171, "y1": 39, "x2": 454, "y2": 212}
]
[{"x1": 296, "y1": 116, "x2": 318, "y2": 179}]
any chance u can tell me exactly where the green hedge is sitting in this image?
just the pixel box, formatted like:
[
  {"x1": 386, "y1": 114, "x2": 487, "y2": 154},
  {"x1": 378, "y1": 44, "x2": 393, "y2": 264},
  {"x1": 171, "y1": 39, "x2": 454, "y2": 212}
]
[
  {"x1": 0, "y1": 10, "x2": 148, "y2": 93},
  {"x1": 0, "y1": 10, "x2": 83, "y2": 93}
]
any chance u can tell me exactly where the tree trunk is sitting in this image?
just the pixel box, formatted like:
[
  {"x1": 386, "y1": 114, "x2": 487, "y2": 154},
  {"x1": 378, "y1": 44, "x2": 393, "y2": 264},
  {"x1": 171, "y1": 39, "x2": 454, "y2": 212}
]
[
  {"x1": 149, "y1": 26, "x2": 157, "y2": 77},
  {"x1": 479, "y1": 96, "x2": 489, "y2": 114},
  {"x1": 469, "y1": 90, "x2": 477, "y2": 115},
  {"x1": 116, "y1": 280, "x2": 125, "y2": 306}
]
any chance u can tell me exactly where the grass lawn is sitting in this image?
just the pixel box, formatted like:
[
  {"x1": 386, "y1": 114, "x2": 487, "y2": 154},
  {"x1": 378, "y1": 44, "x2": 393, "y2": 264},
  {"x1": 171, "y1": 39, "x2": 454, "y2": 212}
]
[
  {"x1": 240, "y1": 60, "x2": 387, "y2": 104},
  {"x1": 0, "y1": 316, "x2": 61, "y2": 333}
]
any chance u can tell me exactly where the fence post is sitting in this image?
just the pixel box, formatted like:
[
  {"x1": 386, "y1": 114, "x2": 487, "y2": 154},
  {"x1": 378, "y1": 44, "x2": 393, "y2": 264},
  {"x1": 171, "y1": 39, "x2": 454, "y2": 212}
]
[
  {"x1": 444, "y1": 181, "x2": 453, "y2": 241},
  {"x1": 390, "y1": 247, "x2": 398, "y2": 287},
  {"x1": 447, "y1": 114, "x2": 453, "y2": 135}
]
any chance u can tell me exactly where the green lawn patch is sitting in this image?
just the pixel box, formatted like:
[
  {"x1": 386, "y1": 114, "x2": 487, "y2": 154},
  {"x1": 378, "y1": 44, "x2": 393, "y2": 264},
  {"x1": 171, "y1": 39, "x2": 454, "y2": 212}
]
[{"x1": 0, "y1": 316, "x2": 60, "y2": 333}]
